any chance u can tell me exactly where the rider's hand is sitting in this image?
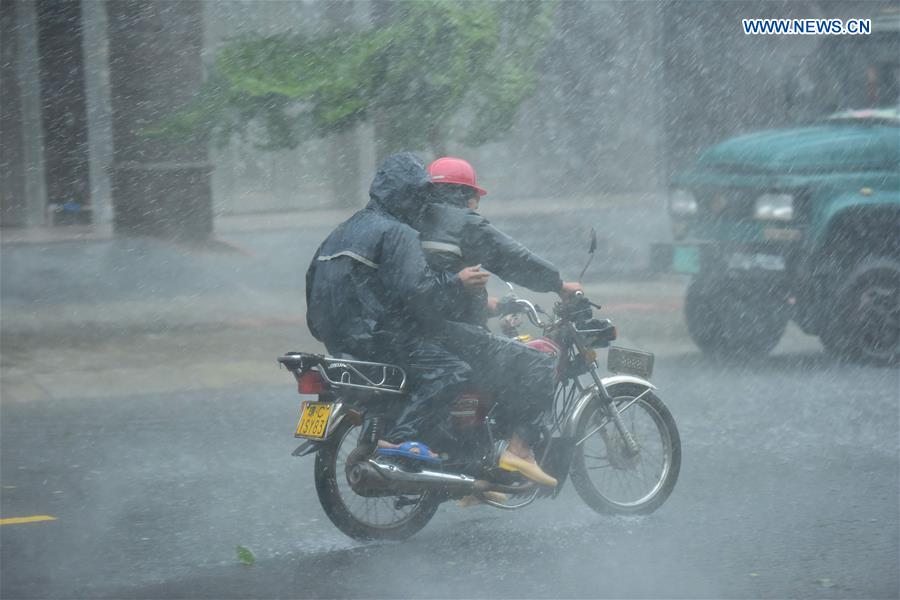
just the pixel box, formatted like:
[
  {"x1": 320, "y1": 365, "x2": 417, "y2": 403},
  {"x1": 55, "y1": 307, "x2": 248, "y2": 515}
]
[
  {"x1": 486, "y1": 296, "x2": 500, "y2": 316},
  {"x1": 558, "y1": 281, "x2": 583, "y2": 297},
  {"x1": 458, "y1": 265, "x2": 490, "y2": 291}
]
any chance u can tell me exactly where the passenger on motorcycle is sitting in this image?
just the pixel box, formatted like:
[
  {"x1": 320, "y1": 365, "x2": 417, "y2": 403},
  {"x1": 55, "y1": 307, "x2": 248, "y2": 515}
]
[
  {"x1": 382, "y1": 157, "x2": 582, "y2": 486},
  {"x1": 305, "y1": 151, "x2": 489, "y2": 444}
]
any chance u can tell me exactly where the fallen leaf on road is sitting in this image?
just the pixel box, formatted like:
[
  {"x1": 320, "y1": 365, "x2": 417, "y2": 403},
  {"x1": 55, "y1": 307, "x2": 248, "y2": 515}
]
[{"x1": 237, "y1": 545, "x2": 255, "y2": 566}]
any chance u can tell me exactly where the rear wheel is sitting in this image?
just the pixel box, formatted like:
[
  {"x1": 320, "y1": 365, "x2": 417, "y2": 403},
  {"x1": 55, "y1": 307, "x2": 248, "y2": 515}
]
[
  {"x1": 821, "y1": 256, "x2": 900, "y2": 366},
  {"x1": 314, "y1": 420, "x2": 439, "y2": 541},
  {"x1": 571, "y1": 384, "x2": 681, "y2": 515}
]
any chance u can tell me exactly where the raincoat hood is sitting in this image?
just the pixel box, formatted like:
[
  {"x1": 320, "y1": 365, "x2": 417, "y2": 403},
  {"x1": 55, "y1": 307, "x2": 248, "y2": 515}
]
[{"x1": 368, "y1": 152, "x2": 432, "y2": 223}]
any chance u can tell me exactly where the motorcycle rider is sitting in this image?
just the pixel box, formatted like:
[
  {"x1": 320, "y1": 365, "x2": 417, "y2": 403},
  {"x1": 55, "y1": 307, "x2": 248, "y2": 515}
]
[
  {"x1": 418, "y1": 156, "x2": 581, "y2": 326},
  {"x1": 385, "y1": 156, "x2": 582, "y2": 485}
]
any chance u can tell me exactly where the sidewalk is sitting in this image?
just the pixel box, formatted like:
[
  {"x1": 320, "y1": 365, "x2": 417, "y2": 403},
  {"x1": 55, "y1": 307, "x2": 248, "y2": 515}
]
[
  {"x1": 0, "y1": 278, "x2": 690, "y2": 403},
  {"x1": 1, "y1": 192, "x2": 671, "y2": 337},
  {"x1": 1, "y1": 192, "x2": 686, "y2": 402}
]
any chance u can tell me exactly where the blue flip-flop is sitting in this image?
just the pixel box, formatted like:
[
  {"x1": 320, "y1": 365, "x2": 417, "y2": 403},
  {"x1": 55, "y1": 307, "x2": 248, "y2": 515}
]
[{"x1": 376, "y1": 442, "x2": 443, "y2": 464}]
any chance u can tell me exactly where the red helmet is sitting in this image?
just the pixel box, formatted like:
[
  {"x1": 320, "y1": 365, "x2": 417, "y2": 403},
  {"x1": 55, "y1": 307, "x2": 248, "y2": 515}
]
[{"x1": 427, "y1": 157, "x2": 487, "y2": 197}]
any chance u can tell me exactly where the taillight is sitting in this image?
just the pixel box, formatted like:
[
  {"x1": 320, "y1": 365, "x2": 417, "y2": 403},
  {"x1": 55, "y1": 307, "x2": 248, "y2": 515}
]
[{"x1": 298, "y1": 370, "x2": 325, "y2": 395}]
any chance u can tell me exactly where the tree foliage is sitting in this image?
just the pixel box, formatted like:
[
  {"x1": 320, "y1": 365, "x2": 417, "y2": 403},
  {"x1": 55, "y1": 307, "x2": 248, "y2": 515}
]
[{"x1": 152, "y1": 0, "x2": 557, "y2": 154}]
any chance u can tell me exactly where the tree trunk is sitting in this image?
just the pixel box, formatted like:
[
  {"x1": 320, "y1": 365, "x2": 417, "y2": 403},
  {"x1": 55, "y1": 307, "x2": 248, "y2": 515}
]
[
  {"x1": 325, "y1": 0, "x2": 364, "y2": 207},
  {"x1": 106, "y1": 0, "x2": 213, "y2": 241}
]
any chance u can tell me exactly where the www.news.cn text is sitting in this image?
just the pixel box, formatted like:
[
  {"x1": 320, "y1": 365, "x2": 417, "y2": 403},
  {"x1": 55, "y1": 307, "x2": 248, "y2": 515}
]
[{"x1": 742, "y1": 18, "x2": 872, "y2": 35}]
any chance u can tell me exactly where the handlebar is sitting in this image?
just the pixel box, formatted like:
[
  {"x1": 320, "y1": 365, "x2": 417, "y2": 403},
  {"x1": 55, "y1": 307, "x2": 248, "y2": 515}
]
[
  {"x1": 499, "y1": 290, "x2": 600, "y2": 330},
  {"x1": 498, "y1": 297, "x2": 546, "y2": 328}
]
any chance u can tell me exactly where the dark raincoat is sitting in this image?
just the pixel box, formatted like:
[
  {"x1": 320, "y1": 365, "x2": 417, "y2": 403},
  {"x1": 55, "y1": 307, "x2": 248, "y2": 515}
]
[
  {"x1": 389, "y1": 194, "x2": 562, "y2": 446},
  {"x1": 305, "y1": 152, "x2": 464, "y2": 358},
  {"x1": 416, "y1": 201, "x2": 563, "y2": 326},
  {"x1": 305, "y1": 153, "x2": 474, "y2": 443}
]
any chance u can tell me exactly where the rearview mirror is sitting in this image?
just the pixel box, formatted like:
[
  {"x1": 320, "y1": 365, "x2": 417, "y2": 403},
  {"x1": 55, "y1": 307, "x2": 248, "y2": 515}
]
[{"x1": 579, "y1": 228, "x2": 598, "y2": 282}]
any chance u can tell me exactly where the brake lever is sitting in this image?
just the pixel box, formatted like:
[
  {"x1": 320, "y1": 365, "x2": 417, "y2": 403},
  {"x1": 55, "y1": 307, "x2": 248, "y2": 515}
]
[{"x1": 572, "y1": 290, "x2": 601, "y2": 311}]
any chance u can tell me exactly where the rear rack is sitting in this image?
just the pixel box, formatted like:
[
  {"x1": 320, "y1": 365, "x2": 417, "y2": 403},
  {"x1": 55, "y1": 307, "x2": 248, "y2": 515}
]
[{"x1": 278, "y1": 352, "x2": 407, "y2": 394}]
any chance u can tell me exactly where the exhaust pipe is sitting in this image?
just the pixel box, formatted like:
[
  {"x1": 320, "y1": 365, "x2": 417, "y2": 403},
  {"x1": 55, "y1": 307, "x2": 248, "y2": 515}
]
[
  {"x1": 347, "y1": 457, "x2": 539, "y2": 498},
  {"x1": 348, "y1": 458, "x2": 478, "y2": 496}
]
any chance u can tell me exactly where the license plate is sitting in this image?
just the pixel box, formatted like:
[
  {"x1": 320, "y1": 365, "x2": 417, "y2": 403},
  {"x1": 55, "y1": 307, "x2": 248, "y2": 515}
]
[
  {"x1": 295, "y1": 401, "x2": 333, "y2": 439},
  {"x1": 608, "y1": 346, "x2": 654, "y2": 379},
  {"x1": 727, "y1": 252, "x2": 785, "y2": 271},
  {"x1": 673, "y1": 246, "x2": 700, "y2": 274}
]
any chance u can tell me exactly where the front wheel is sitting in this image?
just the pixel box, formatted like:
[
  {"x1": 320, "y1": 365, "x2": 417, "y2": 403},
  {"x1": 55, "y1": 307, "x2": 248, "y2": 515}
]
[
  {"x1": 685, "y1": 276, "x2": 788, "y2": 357},
  {"x1": 314, "y1": 420, "x2": 440, "y2": 541},
  {"x1": 570, "y1": 383, "x2": 681, "y2": 515}
]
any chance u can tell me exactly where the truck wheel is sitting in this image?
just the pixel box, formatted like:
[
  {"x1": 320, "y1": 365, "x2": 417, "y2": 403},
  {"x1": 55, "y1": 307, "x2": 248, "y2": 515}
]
[
  {"x1": 821, "y1": 256, "x2": 899, "y2": 367},
  {"x1": 685, "y1": 276, "x2": 788, "y2": 357}
]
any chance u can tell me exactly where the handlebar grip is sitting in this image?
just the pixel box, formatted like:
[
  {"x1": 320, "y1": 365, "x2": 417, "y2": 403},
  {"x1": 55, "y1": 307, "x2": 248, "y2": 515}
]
[{"x1": 571, "y1": 290, "x2": 601, "y2": 309}]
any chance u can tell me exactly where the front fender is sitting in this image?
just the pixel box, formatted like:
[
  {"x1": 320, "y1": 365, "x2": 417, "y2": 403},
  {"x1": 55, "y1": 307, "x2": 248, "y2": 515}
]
[{"x1": 563, "y1": 376, "x2": 657, "y2": 438}]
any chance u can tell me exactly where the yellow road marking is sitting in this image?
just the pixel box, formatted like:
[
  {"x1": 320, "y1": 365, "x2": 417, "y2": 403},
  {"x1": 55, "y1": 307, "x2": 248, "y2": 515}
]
[{"x1": 0, "y1": 515, "x2": 57, "y2": 526}]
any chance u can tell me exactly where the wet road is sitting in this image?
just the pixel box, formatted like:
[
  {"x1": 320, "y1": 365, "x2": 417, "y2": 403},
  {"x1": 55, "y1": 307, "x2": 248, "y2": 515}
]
[
  {"x1": 2, "y1": 204, "x2": 898, "y2": 598},
  {"x1": 2, "y1": 349, "x2": 897, "y2": 599}
]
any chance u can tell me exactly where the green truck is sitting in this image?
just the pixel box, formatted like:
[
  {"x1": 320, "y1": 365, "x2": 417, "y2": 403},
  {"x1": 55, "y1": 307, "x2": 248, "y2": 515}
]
[{"x1": 664, "y1": 107, "x2": 899, "y2": 365}]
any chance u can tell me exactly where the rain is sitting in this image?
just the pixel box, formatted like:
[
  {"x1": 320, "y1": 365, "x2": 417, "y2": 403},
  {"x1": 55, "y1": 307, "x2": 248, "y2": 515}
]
[{"x1": 1, "y1": 1, "x2": 898, "y2": 598}]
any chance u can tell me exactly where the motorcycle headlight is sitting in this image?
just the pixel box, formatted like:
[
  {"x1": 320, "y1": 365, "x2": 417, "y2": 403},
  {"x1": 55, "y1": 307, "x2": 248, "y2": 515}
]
[
  {"x1": 669, "y1": 190, "x2": 697, "y2": 216},
  {"x1": 754, "y1": 193, "x2": 794, "y2": 221}
]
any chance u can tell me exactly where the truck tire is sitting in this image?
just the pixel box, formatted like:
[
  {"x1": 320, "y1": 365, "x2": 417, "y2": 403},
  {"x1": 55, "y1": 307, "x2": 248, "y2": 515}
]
[
  {"x1": 820, "y1": 256, "x2": 899, "y2": 367},
  {"x1": 685, "y1": 276, "x2": 788, "y2": 357}
]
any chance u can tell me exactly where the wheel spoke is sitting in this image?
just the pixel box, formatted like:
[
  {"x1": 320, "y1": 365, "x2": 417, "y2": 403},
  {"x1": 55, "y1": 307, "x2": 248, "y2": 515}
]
[{"x1": 328, "y1": 424, "x2": 427, "y2": 529}]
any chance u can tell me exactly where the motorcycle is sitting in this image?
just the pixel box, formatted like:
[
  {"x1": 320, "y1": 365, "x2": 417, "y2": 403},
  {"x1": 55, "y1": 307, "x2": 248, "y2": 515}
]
[{"x1": 280, "y1": 239, "x2": 681, "y2": 541}]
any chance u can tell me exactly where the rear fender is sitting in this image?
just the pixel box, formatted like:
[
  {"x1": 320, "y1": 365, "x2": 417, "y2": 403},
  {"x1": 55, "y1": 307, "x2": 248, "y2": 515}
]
[
  {"x1": 563, "y1": 376, "x2": 657, "y2": 438},
  {"x1": 291, "y1": 441, "x2": 323, "y2": 456}
]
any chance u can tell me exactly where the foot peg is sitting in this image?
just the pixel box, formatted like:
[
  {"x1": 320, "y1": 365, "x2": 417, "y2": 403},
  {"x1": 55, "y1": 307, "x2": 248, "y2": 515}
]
[{"x1": 457, "y1": 491, "x2": 510, "y2": 508}]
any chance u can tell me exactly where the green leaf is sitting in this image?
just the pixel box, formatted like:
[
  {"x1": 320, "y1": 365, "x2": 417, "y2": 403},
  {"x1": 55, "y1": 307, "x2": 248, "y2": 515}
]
[
  {"x1": 148, "y1": 0, "x2": 559, "y2": 154},
  {"x1": 236, "y1": 545, "x2": 255, "y2": 566}
]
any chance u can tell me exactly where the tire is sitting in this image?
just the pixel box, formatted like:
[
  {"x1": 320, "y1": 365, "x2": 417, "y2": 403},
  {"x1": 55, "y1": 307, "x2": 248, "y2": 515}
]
[
  {"x1": 570, "y1": 383, "x2": 681, "y2": 515},
  {"x1": 821, "y1": 256, "x2": 900, "y2": 367},
  {"x1": 314, "y1": 419, "x2": 440, "y2": 542},
  {"x1": 685, "y1": 275, "x2": 788, "y2": 357}
]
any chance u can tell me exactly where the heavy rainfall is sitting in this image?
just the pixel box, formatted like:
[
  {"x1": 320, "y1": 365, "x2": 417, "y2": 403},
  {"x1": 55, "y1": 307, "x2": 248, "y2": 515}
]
[{"x1": 1, "y1": 1, "x2": 898, "y2": 598}]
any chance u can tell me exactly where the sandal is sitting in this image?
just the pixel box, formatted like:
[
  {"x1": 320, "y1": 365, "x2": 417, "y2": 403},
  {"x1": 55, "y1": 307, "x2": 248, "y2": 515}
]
[{"x1": 376, "y1": 441, "x2": 443, "y2": 465}]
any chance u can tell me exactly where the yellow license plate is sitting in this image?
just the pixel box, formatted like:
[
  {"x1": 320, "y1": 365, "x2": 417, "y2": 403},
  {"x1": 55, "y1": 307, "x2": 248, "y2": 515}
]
[{"x1": 295, "y1": 401, "x2": 333, "y2": 439}]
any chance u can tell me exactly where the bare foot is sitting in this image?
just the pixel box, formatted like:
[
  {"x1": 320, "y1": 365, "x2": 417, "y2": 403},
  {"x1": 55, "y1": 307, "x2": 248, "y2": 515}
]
[{"x1": 506, "y1": 433, "x2": 536, "y2": 463}]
